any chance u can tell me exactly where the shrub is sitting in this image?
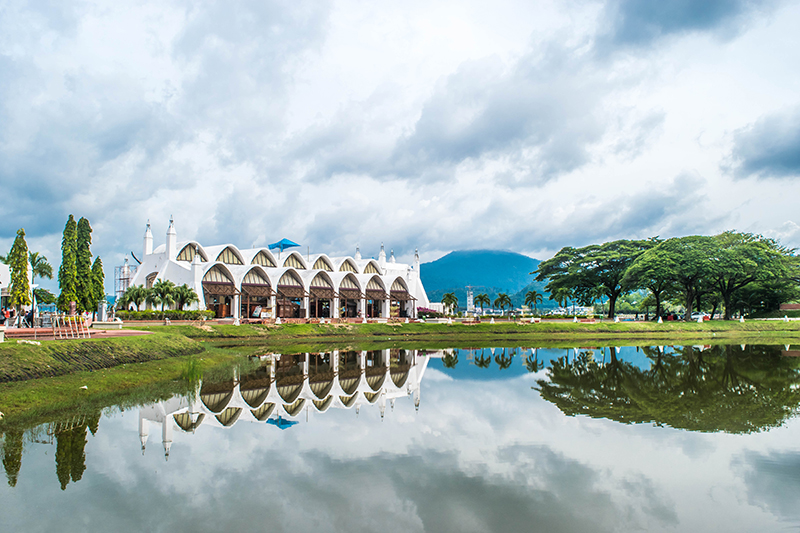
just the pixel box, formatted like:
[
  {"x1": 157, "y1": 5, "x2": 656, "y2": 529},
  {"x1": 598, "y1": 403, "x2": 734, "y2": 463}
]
[{"x1": 116, "y1": 309, "x2": 215, "y2": 321}]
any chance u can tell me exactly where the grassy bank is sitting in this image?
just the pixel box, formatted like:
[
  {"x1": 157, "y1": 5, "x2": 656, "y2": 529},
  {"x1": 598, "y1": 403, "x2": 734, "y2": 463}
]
[
  {"x1": 0, "y1": 331, "x2": 204, "y2": 383},
  {"x1": 136, "y1": 320, "x2": 800, "y2": 344},
  {"x1": 0, "y1": 345, "x2": 248, "y2": 431}
]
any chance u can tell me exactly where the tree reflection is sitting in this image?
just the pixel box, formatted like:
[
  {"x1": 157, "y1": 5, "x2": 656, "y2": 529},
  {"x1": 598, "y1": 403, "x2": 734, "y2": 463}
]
[
  {"x1": 536, "y1": 345, "x2": 800, "y2": 433},
  {"x1": 2, "y1": 430, "x2": 23, "y2": 487}
]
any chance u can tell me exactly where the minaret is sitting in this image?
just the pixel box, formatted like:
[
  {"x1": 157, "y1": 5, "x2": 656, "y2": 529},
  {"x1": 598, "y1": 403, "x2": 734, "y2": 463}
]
[
  {"x1": 355, "y1": 246, "x2": 362, "y2": 260},
  {"x1": 389, "y1": 249, "x2": 396, "y2": 263},
  {"x1": 414, "y1": 248, "x2": 420, "y2": 271},
  {"x1": 162, "y1": 415, "x2": 173, "y2": 461},
  {"x1": 144, "y1": 221, "x2": 153, "y2": 256},
  {"x1": 139, "y1": 412, "x2": 149, "y2": 454},
  {"x1": 192, "y1": 247, "x2": 204, "y2": 310},
  {"x1": 166, "y1": 216, "x2": 177, "y2": 260},
  {"x1": 378, "y1": 243, "x2": 386, "y2": 267}
]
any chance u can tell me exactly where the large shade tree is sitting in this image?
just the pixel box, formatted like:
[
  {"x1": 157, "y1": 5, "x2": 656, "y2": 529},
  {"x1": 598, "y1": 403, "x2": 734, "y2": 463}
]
[{"x1": 534, "y1": 239, "x2": 654, "y2": 318}]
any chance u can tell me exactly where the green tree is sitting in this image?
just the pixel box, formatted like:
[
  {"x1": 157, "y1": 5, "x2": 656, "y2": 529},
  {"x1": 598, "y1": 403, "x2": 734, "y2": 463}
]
[
  {"x1": 57, "y1": 215, "x2": 78, "y2": 312},
  {"x1": 474, "y1": 293, "x2": 490, "y2": 314},
  {"x1": 172, "y1": 284, "x2": 199, "y2": 310},
  {"x1": 441, "y1": 292, "x2": 458, "y2": 315},
  {"x1": 121, "y1": 285, "x2": 148, "y2": 311},
  {"x1": 534, "y1": 239, "x2": 654, "y2": 318},
  {"x1": 550, "y1": 286, "x2": 572, "y2": 313},
  {"x1": 442, "y1": 351, "x2": 459, "y2": 368},
  {"x1": 709, "y1": 232, "x2": 796, "y2": 320},
  {"x1": 494, "y1": 348, "x2": 514, "y2": 370},
  {"x1": 75, "y1": 217, "x2": 94, "y2": 312},
  {"x1": 91, "y1": 257, "x2": 105, "y2": 317},
  {"x1": 474, "y1": 349, "x2": 492, "y2": 368},
  {"x1": 524, "y1": 289, "x2": 543, "y2": 315},
  {"x1": 8, "y1": 228, "x2": 31, "y2": 321},
  {"x1": 2, "y1": 430, "x2": 23, "y2": 487},
  {"x1": 150, "y1": 279, "x2": 176, "y2": 318},
  {"x1": 493, "y1": 293, "x2": 512, "y2": 315},
  {"x1": 34, "y1": 287, "x2": 57, "y2": 304},
  {"x1": 29, "y1": 251, "x2": 53, "y2": 296}
]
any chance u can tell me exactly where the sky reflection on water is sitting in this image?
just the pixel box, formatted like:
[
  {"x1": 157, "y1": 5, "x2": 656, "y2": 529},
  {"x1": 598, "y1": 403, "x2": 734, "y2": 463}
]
[{"x1": 3, "y1": 344, "x2": 800, "y2": 532}]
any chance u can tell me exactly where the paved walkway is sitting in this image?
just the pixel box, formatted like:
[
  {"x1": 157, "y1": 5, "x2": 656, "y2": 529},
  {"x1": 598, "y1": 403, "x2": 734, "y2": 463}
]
[{"x1": 2, "y1": 327, "x2": 152, "y2": 342}]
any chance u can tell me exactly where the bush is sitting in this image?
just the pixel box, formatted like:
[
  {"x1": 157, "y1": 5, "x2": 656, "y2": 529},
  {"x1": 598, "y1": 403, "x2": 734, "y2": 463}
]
[
  {"x1": 417, "y1": 307, "x2": 444, "y2": 319},
  {"x1": 116, "y1": 309, "x2": 216, "y2": 321}
]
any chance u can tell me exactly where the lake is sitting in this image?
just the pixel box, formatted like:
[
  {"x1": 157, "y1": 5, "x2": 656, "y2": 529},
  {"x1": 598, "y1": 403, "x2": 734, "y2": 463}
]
[{"x1": 3, "y1": 344, "x2": 800, "y2": 532}]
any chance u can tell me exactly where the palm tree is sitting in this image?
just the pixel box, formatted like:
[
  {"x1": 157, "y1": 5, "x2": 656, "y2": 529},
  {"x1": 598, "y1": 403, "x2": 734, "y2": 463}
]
[
  {"x1": 525, "y1": 290, "x2": 543, "y2": 315},
  {"x1": 493, "y1": 293, "x2": 512, "y2": 316},
  {"x1": 494, "y1": 347, "x2": 514, "y2": 370},
  {"x1": 442, "y1": 351, "x2": 458, "y2": 368},
  {"x1": 124, "y1": 285, "x2": 148, "y2": 311},
  {"x1": 474, "y1": 349, "x2": 492, "y2": 368},
  {"x1": 474, "y1": 293, "x2": 490, "y2": 315},
  {"x1": 173, "y1": 284, "x2": 200, "y2": 310},
  {"x1": 151, "y1": 279, "x2": 176, "y2": 318},
  {"x1": 525, "y1": 353, "x2": 543, "y2": 373},
  {"x1": 551, "y1": 287, "x2": 572, "y2": 314},
  {"x1": 441, "y1": 292, "x2": 458, "y2": 315},
  {"x1": 28, "y1": 251, "x2": 54, "y2": 320}
]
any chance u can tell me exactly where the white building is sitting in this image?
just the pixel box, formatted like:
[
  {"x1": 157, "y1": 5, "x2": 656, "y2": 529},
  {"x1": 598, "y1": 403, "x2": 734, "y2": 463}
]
[{"x1": 127, "y1": 219, "x2": 430, "y2": 319}]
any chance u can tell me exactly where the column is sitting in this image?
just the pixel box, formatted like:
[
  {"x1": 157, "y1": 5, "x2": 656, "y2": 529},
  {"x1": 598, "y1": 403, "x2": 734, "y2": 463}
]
[
  {"x1": 304, "y1": 296, "x2": 310, "y2": 319},
  {"x1": 383, "y1": 298, "x2": 390, "y2": 318},
  {"x1": 360, "y1": 297, "x2": 367, "y2": 318},
  {"x1": 333, "y1": 297, "x2": 340, "y2": 318},
  {"x1": 270, "y1": 295, "x2": 277, "y2": 319},
  {"x1": 232, "y1": 295, "x2": 240, "y2": 319}
]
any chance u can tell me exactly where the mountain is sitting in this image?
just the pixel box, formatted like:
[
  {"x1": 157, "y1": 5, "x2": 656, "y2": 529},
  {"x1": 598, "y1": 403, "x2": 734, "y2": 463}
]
[{"x1": 421, "y1": 250, "x2": 551, "y2": 309}]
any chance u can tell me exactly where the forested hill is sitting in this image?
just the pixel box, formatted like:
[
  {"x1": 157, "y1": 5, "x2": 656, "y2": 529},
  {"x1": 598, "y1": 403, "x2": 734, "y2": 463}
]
[{"x1": 421, "y1": 250, "x2": 550, "y2": 309}]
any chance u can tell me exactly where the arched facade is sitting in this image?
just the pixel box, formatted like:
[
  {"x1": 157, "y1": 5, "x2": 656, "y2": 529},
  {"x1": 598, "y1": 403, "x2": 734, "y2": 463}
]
[{"x1": 127, "y1": 219, "x2": 430, "y2": 320}]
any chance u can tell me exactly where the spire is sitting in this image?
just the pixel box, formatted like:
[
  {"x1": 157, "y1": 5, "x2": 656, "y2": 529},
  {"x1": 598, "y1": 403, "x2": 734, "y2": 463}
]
[
  {"x1": 389, "y1": 249, "x2": 396, "y2": 263},
  {"x1": 378, "y1": 242, "x2": 386, "y2": 266},
  {"x1": 414, "y1": 248, "x2": 420, "y2": 271},
  {"x1": 355, "y1": 246, "x2": 362, "y2": 260},
  {"x1": 166, "y1": 216, "x2": 177, "y2": 260},
  {"x1": 144, "y1": 220, "x2": 153, "y2": 256}
]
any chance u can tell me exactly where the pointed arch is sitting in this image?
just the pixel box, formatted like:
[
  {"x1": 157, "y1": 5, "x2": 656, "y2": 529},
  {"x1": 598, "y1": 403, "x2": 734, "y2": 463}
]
[
  {"x1": 365, "y1": 275, "x2": 388, "y2": 301},
  {"x1": 173, "y1": 412, "x2": 205, "y2": 432},
  {"x1": 364, "y1": 261, "x2": 381, "y2": 275},
  {"x1": 338, "y1": 258, "x2": 358, "y2": 273},
  {"x1": 283, "y1": 398, "x2": 305, "y2": 417},
  {"x1": 390, "y1": 276, "x2": 413, "y2": 301},
  {"x1": 312, "y1": 255, "x2": 334, "y2": 271},
  {"x1": 216, "y1": 246, "x2": 244, "y2": 265},
  {"x1": 176, "y1": 243, "x2": 208, "y2": 262},
  {"x1": 309, "y1": 272, "x2": 335, "y2": 299},
  {"x1": 312, "y1": 396, "x2": 333, "y2": 412},
  {"x1": 251, "y1": 403, "x2": 276, "y2": 421},
  {"x1": 251, "y1": 250, "x2": 277, "y2": 268},
  {"x1": 283, "y1": 252, "x2": 306, "y2": 270},
  {"x1": 215, "y1": 407, "x2": 243, "y2": 427},
  {"x1": 200, "y1": 381, "x2": 235, "y2": 413},
  {"x1": 241, "y1": 266, "x2": 272, "y2": 298},
  {"x1": 202, "y1": 264, "x2": 238, "y2": 295},
  {"x1": 337, "y1": 273, "x2": 362, "y2": 303}
]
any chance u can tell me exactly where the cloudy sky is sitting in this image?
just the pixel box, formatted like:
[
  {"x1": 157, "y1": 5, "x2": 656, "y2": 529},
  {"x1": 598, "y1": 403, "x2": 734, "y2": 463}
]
[{"x1": 2, "y1": 0, "x2": 800, "y2": 290}]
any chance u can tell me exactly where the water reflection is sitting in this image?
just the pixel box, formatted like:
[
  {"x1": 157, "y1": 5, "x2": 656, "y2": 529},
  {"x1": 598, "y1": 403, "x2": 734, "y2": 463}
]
[
  {"x1": 139, "y1": 349, "x2": 428, "y2": 459},
  {"x1": 6, "y1": 343, "x2": 800, "y2": 531}
]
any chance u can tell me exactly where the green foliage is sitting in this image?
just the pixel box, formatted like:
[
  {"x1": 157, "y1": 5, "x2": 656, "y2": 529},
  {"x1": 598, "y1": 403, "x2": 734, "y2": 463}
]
[
  {"x1": 2, "y1": 430, "x2": 23, "y2": 487},
  {"x1": 34, "y1": 288, "x2": 57, "y2": 304},
  {"x1": 536, "y1": 344, "x2": 800, "y2": 434},
  {"x1": 524, "y1": 290, "x2": 543, "y2": 314},
  {"x1": 58, "y1": 215, "x2": 78, "y2": 312},
  {"x1": 8, "y1": 228, "x2": 31, "y2": 311},
  {"x1": 55, "y1": 424, "x2": 90, "y2": 490},
  {"x1": 474, "y1": 293, "x2": 491, "y2": 312},
  {"x1": 534, "y1": 239, "x2": 654, "y2": 318},
  {"x1": 115, "y1": 309, "x2": 215, "y2": 321},
  {"x1": 441, "y1": 292, "x2": 458, "y2": 314},
  {"x1": 173, "y1": 284, "x2": 199, "y2": 310},
  {"x1": 91, "y1": 257, "x2": 105, "y2": 311},
  {"x1": 493, "y1": 293, "x2": 512, "y2": 314},
  {"x1": 150, "y1": 279, "x2": 176, "y2": 318},
  {"x1": 29, "y1": 251, "x2": 53, "y2": 286},
  {"x1": 75, "y1": 217, "x2": 94, "y2": 312},
  {"x1": 118, "y1": 285, "x2": 148, "y2": 311}
]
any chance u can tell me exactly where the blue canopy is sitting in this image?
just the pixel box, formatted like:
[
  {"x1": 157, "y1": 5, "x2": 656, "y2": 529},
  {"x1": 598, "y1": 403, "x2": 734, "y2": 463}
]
[
  {"x1": 268, "y1": 238, "x2": 301, "y2": 253},
  {"x1": 266, "y1": 416, "x2": 298, "y2": 430}
]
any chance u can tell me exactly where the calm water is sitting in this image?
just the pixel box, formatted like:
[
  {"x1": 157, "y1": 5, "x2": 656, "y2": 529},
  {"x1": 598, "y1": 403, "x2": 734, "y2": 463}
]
[{"x1": 3, "y1": 344, "x2": 800, "y2": 532}]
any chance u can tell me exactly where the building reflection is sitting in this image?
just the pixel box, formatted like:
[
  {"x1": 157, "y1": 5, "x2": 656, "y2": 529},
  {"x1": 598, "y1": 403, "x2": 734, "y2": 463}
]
[{"x1": 138, "y1": 349, "x2": 434, "y2": 459}]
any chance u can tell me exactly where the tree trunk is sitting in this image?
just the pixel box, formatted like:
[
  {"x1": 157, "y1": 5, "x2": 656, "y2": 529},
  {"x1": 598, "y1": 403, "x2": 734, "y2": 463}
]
[
  {"x1": 684, "y1": 288, "x2": 694, "y2": 321},
  {"x1": 654, "y1": 292, "x2": 661, "y2": 320},
  {"x1": 607, "y1": 293, "x2": 618, "y2": 319}
]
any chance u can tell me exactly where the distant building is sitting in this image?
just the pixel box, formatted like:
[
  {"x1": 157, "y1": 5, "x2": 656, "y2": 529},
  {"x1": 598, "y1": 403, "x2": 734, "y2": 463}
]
[{"x1": 127, "y1": 219, "x2": 430, "y2": 319}]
